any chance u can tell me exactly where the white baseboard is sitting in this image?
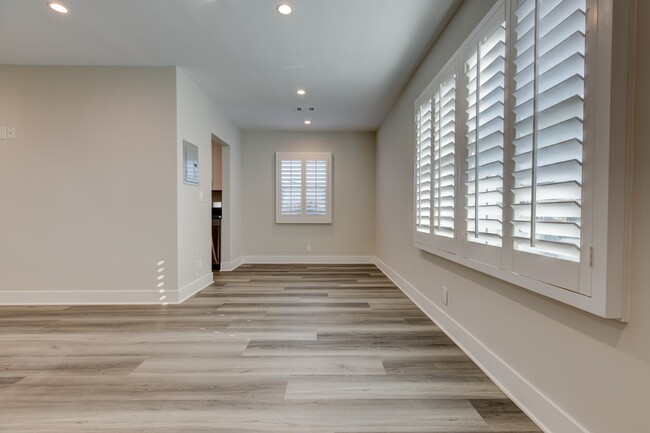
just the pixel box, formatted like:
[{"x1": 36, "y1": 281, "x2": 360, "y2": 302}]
[
  {"x1": 220, "y1": 256, "x2": 243, "y2": 271},
  {"x1": 0, "y1": 273, "x2": 214, "y2": 306},
  {"x1": 374, "y1": 257, "x2": 587, "y2": 433},
  {"x1": 241, "y1": 255, "x2": 375, "y2": 264},
  {"x1": 178, "y1": 273, "x2": 214, "y2": 303},
  {"x1": 0, "y1": 290, "x2": 167, "y2": 305}
]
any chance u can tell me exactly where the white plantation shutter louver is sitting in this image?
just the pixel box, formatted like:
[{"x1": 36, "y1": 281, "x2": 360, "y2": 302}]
[
  {"x1": 415, "y1": 99, "x2": 433, "y2": 234},
  {"x1": 465, "y1": 16, "x2": 507, "y2": 249},
  {"x1": 306, "y1": 160, "x2": 328, "y2": 216},
  {"x1": 414, "y1": 57, "x2": 460, "y2": 254},
  {"x1": 280, "y1": 160, "x2": 302, "y2": 217},
  {"x1": 432, "y1": 72, "x2": 457, "y2": 239},
  {"x1": 276, "y1": 152, "x2": 332, "y2": 224},
  {"x1": 511, "y1": 0, "x2": 586, "y2": 263}
]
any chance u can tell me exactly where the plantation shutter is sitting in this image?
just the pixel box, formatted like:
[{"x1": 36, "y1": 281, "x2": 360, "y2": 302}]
[
  {"x1": 465, "y1": 14, "x2": 507, "y2": 249},
  {"x1": 511, "y1": 0, "x2": 586, "y2": 263},
  {"x1": 414, "y1": 0, "x2": 628, "y2": 317},
  {"x1": 432, "y1": 71, "x2": 457, "y2": 240},
  {"x1": 279, "y1": 159, "x2": 302, "y2": 217},
  {"x1": 276, "y1": 152, "x2": 332, "y2": 224},
  {"x1": 306, "y1": 159, "x2": 328, "y2": 216},
  {"x1": 415, "y1": 98, "x2": 433, "y2": 234}
]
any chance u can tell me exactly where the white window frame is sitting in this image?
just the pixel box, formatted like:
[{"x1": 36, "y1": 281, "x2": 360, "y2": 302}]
[
  {"x1": 413, "y1": 0, "x2": 632, "y2": 320},
  {"x1": 276, "y1": 152, "x2": 332, "y2": 224}
]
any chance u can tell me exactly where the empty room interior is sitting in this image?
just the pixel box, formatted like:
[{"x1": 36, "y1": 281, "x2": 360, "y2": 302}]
[{"x1": 0, "y1": 0, "x2": 648, "y2": 432}]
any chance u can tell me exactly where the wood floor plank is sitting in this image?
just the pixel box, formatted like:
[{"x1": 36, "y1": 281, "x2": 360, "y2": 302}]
[
  {"x1": 382, "y1": 354, "x2": 488, "y2": 377},
  {"x1": 0, "y1": 263, "x2": 540, "y2": 432},
  {"x1": 285, "y1": 375, "x2": 507, "y2": 400},
  {"x1": 0, "y1": 376, "x2": 24, "y2": 385},
  {"x1": 1, "y1": 400, "x2": 491, "y2": 433},
  {"x1": 469, "y1": 400, "x2": 542, "y2": 432},
  {"x1": 0, "y1": 375, "x2": 289, "y2": 403},
  {"x1": 154, "y1": 400, "x2": 489, "y2": 432},
  {"x1": 130, "y1": 355, "x2": 386, "y2": 376},
  {"x1": 0, "y1": 356, "x2": 145, "y2": 376}
]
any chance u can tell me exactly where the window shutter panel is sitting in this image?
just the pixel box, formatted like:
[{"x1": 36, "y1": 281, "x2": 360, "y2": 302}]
[
  {"x1": 306, "y1": 159, "x2": 328, "y2": 216},
  {"x1": 511, "y1": 0, "x2": 586, "y2": 262},
  {"x1": 465, "y1": 17, "x2": 507, "y2": 248},
  {"x1": 280, "y1": 159, "x2": 303, "y2": 217},
  {"x1": 432, "y1": 73, "x2": 457, "y2": 239},
  {"x1": 415, "y1": 99, "x2": 433, "y2": 233}
]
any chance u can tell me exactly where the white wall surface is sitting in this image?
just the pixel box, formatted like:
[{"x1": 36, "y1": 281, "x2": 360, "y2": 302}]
[
  {"x1": 176, "y1": 68, "x2": 241, "y2": 292},
  {"x1": 0, "y1": 66, "x2": 178, "y2": 303},
  {"x1": 376, "y1": 1, "x2": 649, "y2": 432},
  {"x1": 240, "y1": 131, "x2": 375, "y2": 258},
  {"x1": 222, "y1": 133, "x2": 244, "y2": 265}
]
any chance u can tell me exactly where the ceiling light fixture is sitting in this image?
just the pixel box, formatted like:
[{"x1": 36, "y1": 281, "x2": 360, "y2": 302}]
[
  {"x1": 276, "y1": 4, "x2": 292, "y2": 15},
  {"x1": 47, "y1": 2, "x2": 69, "y2": 14},
  {"x1": 304, "y1": 120, "x2": 312, "y2": 125},
  {"x1": 297, "y1": 89, "x2": 306, "y2": 96}
]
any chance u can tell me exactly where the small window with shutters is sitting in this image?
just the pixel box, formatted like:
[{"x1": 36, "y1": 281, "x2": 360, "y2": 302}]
[
  {"x1": 276, "y1": 152, "x2": 332, "y2": 224},
  {"x1": 413, "y1": 0, "x2": 631, "y2": 319}
]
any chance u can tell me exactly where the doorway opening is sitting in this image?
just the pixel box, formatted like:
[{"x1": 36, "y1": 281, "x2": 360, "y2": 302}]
[{"x1": 211, "y1": 135, "x2": 224, "y2": 271}]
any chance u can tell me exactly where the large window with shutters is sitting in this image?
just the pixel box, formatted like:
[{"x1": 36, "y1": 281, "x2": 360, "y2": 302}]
[
  {"x1": 413, "y1": 0, "x2": 632, "y2": 319},
  {"x1": 276, "y1": 152, "x2": 332, "y2": 224}
]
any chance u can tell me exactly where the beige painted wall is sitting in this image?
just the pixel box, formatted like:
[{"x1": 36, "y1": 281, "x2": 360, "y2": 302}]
[
  {"x1": 375, "y1": 1, "x2": 649, "y2": 432},
  {"x1": 241, "y1": 131, "x2": 375, "y2": 257},
  {"x1": 176, "y1": 69, "x2": 241, "y2": 290},
  {"x1": 0, "y1": 66, "x2": 178, "y2": 302}
]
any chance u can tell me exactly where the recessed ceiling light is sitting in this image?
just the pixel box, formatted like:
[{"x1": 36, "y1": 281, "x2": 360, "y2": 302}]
[
  {"x1": 47, "y1": 2, "x2": 69, "y2": 14},
  {"x1": 276, "y1": 4, "x2": 292, "y2": 15},
  {"x1": 297, "y1": 89, "x2": 306, "y2": 96},
  {"x1": 304, "y1": 120, "x2": 312, "y2": 125}
]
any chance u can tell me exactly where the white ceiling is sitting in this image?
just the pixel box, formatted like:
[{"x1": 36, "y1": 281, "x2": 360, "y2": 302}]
[{"x1": 0, "y1": 0, "x2": 459, "y2": 131}]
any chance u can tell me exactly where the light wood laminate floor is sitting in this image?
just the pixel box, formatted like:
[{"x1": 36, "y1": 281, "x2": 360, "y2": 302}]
[{"x1": 0, "y1": 264, "x2": 541, "y2": 432}]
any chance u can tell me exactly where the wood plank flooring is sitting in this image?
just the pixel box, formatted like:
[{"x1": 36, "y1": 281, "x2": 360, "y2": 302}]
[{"x1": 0, "y1": 264, "x2": 541, "y2": 432}]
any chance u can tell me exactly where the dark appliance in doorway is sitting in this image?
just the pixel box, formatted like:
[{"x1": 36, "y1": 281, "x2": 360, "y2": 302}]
[{"x1": 212, "y1": 207, "x2": 221, "y2": 270}]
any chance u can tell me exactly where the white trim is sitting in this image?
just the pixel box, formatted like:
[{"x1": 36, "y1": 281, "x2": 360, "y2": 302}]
[
  {"x1": 0, "y1": 274, "x2": 214, "y2": 305},
  {"x1": 374, "y1": 256, "x2": 588, "y2": 433},
  {"x1": 178, "y1": 273, "x2": 214, "y2": 303},
  {"x1": 622, "y1": 0, "x2": 637, "y2": 323},
  {"x1": 220, "y1": 256, "x2": 243, "y2": 272},
  {"x1": 0, "y1": 290, "x2": 169, "y2": 305},
  {"x1": 414, "y1": 240, "x2": 608, "y2": 317},
  {"x1": 241, "y1": 255, "x2": 375, "y2": 265}
]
